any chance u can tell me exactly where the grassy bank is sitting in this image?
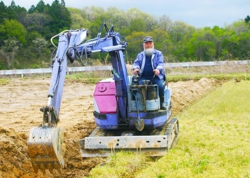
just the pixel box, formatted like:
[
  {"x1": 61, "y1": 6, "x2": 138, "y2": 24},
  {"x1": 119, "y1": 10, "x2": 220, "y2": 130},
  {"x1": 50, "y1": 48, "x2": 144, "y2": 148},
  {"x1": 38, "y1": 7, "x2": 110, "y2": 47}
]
[
  {"x1": 88, "y1": 80, "x2": 250, "y2": 178},
  {"x1": 64, "y1": 72, "x2": 250, "y2": 84}
]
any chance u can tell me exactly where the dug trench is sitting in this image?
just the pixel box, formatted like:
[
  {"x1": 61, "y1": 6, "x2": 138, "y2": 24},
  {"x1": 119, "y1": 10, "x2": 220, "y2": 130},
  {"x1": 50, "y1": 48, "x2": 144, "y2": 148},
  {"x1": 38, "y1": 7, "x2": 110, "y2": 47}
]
[{"x1": 0, "y1": 77, "x2": 222, "y2": 178}]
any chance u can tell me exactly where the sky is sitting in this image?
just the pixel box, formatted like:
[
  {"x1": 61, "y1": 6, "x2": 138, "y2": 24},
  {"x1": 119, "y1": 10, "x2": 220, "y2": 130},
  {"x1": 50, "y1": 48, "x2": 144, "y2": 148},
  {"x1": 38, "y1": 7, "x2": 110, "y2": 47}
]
[{"x1": 2, "y1": 0, "x2": 250, "y2": 28}]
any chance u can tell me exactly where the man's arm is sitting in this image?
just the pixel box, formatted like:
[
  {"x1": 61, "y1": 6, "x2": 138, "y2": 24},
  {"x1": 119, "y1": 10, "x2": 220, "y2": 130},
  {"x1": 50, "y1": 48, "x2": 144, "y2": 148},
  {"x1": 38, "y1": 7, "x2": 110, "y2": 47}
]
[
  {"x1": 154, "y1": 51, "x2": 164, "y2": 75},
  {"x1": 132, "y1": 53, "x2": 142, "y2": 74},
  {"x1": 156, "y1": 51, "x2": 164, "y2": 70}
]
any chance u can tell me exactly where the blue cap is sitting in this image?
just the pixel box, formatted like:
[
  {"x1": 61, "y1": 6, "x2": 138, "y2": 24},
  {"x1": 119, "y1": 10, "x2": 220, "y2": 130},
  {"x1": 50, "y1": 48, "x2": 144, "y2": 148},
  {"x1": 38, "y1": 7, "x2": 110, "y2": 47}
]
[{"x1": 143, "y1": 36, "x2": 153, "y2": 43}]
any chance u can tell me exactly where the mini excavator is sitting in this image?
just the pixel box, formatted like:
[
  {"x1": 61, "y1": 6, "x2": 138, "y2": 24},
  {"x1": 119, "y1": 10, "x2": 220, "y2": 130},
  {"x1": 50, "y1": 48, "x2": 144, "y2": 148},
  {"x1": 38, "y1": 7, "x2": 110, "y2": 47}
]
[{"x1": 27, "y1": 23, "x2": 179, "y2": 172}]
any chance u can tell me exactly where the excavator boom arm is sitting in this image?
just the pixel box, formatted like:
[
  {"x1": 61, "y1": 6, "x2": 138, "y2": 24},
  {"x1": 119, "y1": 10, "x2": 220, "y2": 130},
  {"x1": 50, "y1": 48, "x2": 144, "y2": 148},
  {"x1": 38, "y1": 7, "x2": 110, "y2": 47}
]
[{"x1": 27, "y1": 24, "x2": 128, "y2": 172}]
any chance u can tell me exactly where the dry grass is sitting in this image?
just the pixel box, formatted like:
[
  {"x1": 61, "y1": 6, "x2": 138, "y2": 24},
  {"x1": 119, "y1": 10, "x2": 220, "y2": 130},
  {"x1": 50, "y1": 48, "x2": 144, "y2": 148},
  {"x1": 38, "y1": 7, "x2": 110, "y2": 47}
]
[
  {"x1": 0, "y1": 78, "x2": 10, "y2": 86},
  {"x1": 88, "y1": 80, "x2": 250, "y2": 178},
  {"x1": 167, "y1": 63, "x2": 250, "y2": 75}
]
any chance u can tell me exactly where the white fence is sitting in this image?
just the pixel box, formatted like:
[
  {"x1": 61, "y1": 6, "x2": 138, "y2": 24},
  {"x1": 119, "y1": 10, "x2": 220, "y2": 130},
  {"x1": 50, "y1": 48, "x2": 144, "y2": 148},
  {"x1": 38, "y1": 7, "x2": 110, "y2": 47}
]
[{"x1": 0, "y1": 60, "x2": 249, "y2": 77}]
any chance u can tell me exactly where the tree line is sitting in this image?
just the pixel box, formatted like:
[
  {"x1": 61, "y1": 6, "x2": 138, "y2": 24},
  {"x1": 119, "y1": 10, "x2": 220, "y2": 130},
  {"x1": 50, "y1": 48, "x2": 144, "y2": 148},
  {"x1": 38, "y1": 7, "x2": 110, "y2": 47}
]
[{"x1": 0, "y1": 0, "x2": 250, "y2": 69}]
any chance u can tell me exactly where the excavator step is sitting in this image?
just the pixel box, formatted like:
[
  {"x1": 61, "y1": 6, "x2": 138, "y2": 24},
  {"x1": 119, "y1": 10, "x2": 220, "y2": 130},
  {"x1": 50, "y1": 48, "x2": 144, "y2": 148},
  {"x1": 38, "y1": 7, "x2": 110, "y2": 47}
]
[
  {"x1": 79, "y1": 118, "x2": 179, "y2": 157},
  {"x1": 80, "y1": 135, "x2": 168, "y2": 157},
  {"x1": 27, "y1": 126, "x2": 64, "y2": 173}
]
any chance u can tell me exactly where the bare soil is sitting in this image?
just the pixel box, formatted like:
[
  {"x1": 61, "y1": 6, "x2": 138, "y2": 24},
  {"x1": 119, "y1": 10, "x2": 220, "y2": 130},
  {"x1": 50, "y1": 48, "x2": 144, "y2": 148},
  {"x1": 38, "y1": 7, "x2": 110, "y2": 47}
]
[{"x1": 0, "y1": 77, "x2": 222, "y2": 178}]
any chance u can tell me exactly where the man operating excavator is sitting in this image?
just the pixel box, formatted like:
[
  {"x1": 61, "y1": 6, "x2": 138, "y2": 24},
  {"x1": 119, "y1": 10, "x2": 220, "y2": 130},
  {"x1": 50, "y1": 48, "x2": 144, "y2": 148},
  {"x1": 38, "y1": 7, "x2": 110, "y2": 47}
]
[{"x1": 132, "y1": 36, "x2": 167, "y2": 110}]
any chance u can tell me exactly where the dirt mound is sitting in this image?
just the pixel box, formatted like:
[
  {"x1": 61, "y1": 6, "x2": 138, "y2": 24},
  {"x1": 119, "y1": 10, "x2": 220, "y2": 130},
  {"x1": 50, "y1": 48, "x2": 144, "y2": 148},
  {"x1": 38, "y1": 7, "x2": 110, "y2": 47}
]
[
  {"x1": 0, "y1": 127, "x2": 34, "y2": 178},
  {"x1": 170, "y1": 78, "x2": 220, "y2": 114},
  {"x1": 0, "y1": 77, "x2": 222, "y2": 177}
]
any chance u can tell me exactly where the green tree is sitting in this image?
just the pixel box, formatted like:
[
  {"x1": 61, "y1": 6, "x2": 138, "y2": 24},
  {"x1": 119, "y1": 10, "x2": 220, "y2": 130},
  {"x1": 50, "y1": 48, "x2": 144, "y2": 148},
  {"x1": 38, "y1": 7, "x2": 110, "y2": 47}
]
[
  {"x1": 7, "y1": 0, "x2": 17, "y2": 20},
  {"x1": 167, "y1": 21, "x2": 195, "y2": 62},
  {"x1": 48, "y1": 0, "x2": 71, "y2": 34},
  {"x1": 28, "y1": 5, "x2": 36, "y2": 13},
  {"x1": 143, "y1": 14, "x2": 158, "y2": 32},
  {"x1": 126, "y1": 32, "x2": 147, "y2": 62},
  {"x1": 237, "y1": 30, "x2": 250, "y2": 59},
  {"x1": 126, "y1": 8, "x2": 145, "y2": 20},
  {"x1": 36, "y1": 0, "x2": 46, "y2": 13},
  {"x1": 32, "y1": 37, "x2": 48, "y2": 59},
  {"x1": 0, "y1": 19, "x2": 27, "y2": 46},
  {"x1": 224, "y1": 21, "x2": 250, "y2": 59},
  {"x1": 26, "y1": 31, "x2": 42, "y2": 43},
  {"x1": 68, "y1": 8, "x2": 90, "y2": 29},
  {"x1": 220, "y1": 32, "x2": 238, "y2": 59},
  {"x1": 0, "y1": 1, "x2": 9, "y2": 23},
  {"x1": 146, "y1": 29, "x2": 171, "y2": 56},
  {"x1": 89, "y1": 16, "x2": 110, "y2": 38},
  {"x1": 13, "y1": 6, "x2": 27, "y2": 24},
  {"x1": 60, "y1": 0, "x2": 65, "y2": 6},
  {"x1": 106, "y1": 7, "x2": 129, "y2": 32},
  {"x1": 0, "y1": 38, "x2": 19, "y2": 68},
  {"x1": 245, "y1": 15, "x2": 250, "y2": 23},
  {"x1": 23, "y1": 13, "x2": 52, "y2": 35},
  {"x1": 82, "y1": 6, "x2": 105, "y2": 22},
  {"x1": 158, "y1": 14, "x2": 172, "y2": 32},
  {"x1": 130, "y1": 18, "x2": 146, "y2": 33},
  {"x1": 187, "y1": 29, "x2": 216, "y2": 61},
  {"x1": 211, "y1": 26, "x2": 228, "y2": 59}
]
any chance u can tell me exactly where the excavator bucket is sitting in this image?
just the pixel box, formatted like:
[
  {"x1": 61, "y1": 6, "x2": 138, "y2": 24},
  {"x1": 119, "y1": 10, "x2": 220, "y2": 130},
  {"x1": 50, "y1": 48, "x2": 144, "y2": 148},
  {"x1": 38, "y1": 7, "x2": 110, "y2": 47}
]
[{"x1": 27, "y1": 126, "x2": 64, "y2": 173}]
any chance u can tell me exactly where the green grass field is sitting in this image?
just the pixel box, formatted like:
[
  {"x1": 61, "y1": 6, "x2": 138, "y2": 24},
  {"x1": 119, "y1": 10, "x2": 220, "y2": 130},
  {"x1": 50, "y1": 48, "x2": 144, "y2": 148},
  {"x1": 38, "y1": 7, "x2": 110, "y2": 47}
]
[{"x1": 88, "y1": 80, "x2": 250, "y2": 178}]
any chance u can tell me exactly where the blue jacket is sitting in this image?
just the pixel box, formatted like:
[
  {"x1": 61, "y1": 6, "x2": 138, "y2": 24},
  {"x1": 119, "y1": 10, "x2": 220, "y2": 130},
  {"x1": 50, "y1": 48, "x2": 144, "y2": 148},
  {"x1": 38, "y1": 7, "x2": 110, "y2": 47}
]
[{"x1": 133, "y1": 49, "x2": 165, "y2": 79}]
